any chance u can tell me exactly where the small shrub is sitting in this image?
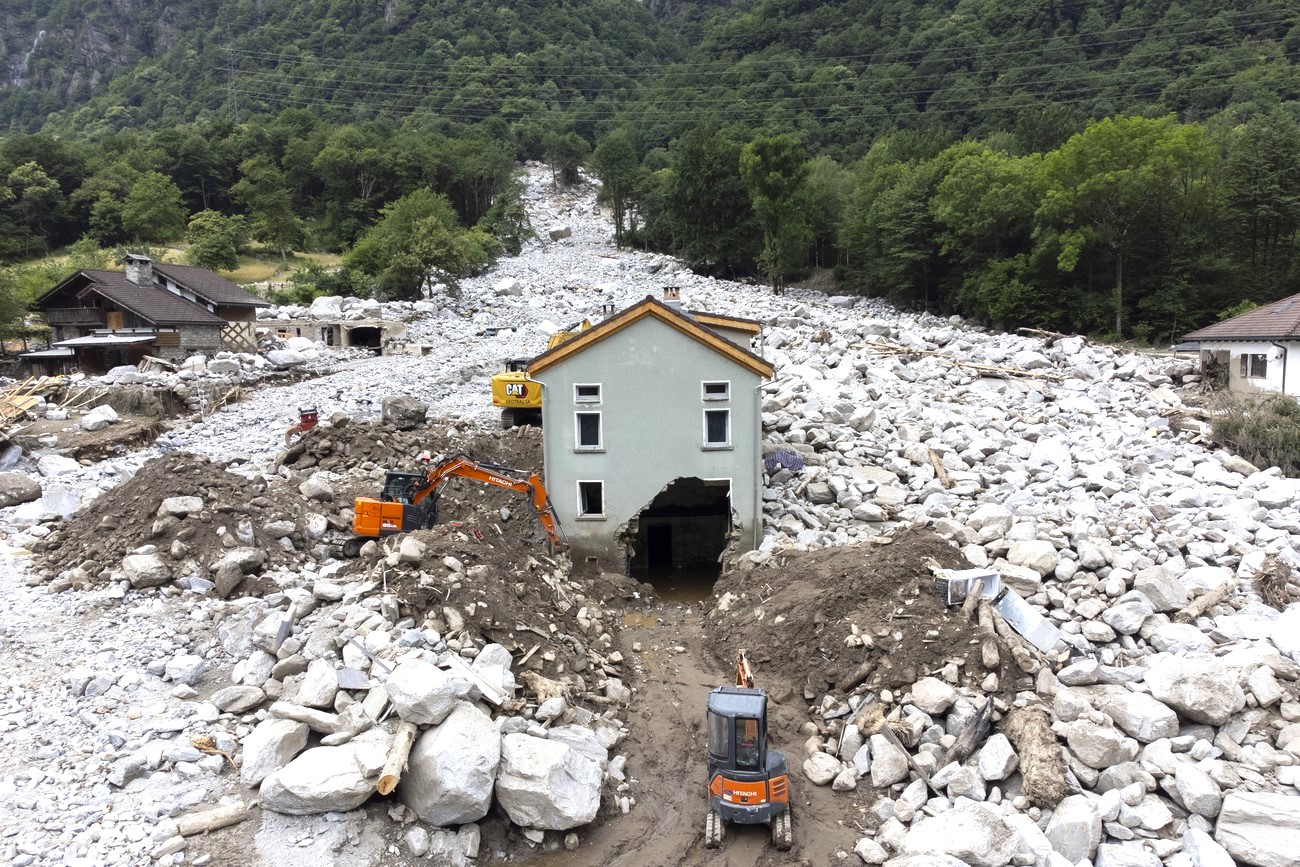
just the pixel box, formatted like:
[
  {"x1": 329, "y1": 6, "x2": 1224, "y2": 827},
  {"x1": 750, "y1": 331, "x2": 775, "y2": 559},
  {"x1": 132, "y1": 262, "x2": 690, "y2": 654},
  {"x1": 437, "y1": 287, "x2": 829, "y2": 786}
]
[{"x1": 1211, "y1": 393, "x2": 1300, "y2": 477}]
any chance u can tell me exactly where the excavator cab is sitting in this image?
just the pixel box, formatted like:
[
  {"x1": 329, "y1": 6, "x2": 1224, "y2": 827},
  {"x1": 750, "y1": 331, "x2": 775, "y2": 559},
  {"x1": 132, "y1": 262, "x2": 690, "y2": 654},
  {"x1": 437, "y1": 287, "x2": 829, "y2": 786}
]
[{"x1": 704, "y1": 686, "x2": 792, "y2": 850}]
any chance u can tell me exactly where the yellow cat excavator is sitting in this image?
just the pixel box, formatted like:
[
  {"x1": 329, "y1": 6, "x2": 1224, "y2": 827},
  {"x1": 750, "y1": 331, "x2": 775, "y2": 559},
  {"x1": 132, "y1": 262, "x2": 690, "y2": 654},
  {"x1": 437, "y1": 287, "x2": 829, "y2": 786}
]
[
  {"x1": 490, "y1": 318, "x2": 592, "y2": 428},
  {"x1": 345, "y1": 454, "x2": 563, "y2": 557},
  {"x1": 704, "y1": 650, "x2": 793, "y2": 850}
]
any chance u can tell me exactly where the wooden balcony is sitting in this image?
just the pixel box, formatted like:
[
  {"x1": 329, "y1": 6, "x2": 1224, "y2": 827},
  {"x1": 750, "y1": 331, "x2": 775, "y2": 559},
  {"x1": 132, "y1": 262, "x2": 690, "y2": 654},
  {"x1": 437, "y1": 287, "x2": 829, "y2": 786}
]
[{"x1": 44, "y1": 307, "x2": 103, "y2": 325}]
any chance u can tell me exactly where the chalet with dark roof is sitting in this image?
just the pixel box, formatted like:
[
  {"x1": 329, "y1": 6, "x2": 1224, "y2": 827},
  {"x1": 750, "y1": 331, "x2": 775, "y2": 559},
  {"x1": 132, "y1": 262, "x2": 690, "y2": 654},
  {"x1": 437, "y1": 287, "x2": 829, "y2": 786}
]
[
  {"x1": 28, "y1": 255, "x2": 268, "y2": 373},
  {"x1": 1182, "y1": 293, "x2": 1300, "y2": 395}
]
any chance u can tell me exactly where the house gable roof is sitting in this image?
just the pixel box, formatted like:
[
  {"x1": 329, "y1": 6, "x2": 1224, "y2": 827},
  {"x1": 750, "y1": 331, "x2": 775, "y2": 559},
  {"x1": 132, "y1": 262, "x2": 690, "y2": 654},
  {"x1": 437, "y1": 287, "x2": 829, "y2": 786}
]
[
  {"x1": 528, "y1": 296, "x2": 774, "y2": 378},
  {"x1": 688, "y1": 310, "x2": 762, "y2": 335},
  {"x1": 152, "y1": 263, "x2": 270, "y2": 308},
  {"x1": 36, "y1": 270, "x2": 225, "y2": 326},
  {"x1": 1184, "y1": 293, "x2": 1300, "y2": 342}
]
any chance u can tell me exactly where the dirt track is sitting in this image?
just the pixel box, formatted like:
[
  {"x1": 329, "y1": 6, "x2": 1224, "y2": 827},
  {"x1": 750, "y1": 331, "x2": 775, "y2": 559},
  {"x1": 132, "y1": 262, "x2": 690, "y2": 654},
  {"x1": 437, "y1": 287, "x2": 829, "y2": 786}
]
[{"x1": 537, "y1": 603, "x2": 859, "y2": 867}]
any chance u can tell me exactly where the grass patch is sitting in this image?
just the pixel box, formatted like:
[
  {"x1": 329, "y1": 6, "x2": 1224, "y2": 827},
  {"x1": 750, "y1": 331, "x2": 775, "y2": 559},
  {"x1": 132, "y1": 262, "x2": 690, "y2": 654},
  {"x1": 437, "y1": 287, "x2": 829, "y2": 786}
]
[
  {"x1": 222, "y1": 249, "x2": 342, "y2": 285},
  {"x1": 1210, "y1": 393, "x2": 1300, "y2": 477}
]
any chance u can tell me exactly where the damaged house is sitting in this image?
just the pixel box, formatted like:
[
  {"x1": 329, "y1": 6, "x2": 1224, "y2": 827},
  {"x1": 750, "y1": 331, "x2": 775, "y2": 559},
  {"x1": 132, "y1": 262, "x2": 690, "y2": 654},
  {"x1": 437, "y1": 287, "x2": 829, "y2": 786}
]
[
  {"x1": 24, "y1": 254, "x2": 269, "y2": 374},
  {"x1": 528, "y1": 289, "x2": 773, "y2": 579}
]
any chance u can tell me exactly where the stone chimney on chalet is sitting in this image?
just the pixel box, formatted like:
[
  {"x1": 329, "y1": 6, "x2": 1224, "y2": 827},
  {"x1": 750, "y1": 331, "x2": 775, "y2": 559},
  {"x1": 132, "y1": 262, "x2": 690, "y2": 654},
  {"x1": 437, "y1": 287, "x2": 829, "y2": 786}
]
[
  {"x1": 123, "y1": 253, "x2": 154, "y2": 287},
  {"x1": 662, "y1": 286, "x2": 683, "y2": 312}
]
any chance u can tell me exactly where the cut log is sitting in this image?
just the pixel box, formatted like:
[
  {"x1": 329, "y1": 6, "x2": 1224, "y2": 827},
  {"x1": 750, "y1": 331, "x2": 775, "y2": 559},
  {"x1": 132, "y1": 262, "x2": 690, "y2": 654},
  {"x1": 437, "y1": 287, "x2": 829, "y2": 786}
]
[
  {"x1": 940, "y1": 697, "x2": 994, "y2": 766},
  {"x1": 176, "y1": 802, "x2": 249, "y2": 837},
  {"x1": 961, "y1": 578, "x2": 985, "y2": 621},
  {"x1": 1002, "y1": 705, "x2": 1067, "y2": 808},
  {"x1": 990, "y1": 609, "x2": 1040, "y2": 673},
  {"x1": 978, "y1": 601, "x2": 1002, "y2": 670},
  {"x1": 838, "y1": 658, "x2": 875, "y2": 693},
  {"x1": 376, "y1": 720, "x2": 419, "y2": 796},
  {"x1": 1175, "y1": 578, "x2": 1239, "y2": 623}
]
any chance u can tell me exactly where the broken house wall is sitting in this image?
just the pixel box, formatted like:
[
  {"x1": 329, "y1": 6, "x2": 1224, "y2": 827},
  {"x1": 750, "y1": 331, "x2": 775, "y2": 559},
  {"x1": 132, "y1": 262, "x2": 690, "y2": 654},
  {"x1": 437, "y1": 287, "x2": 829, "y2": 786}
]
[
  {"x1": 1197, "y1": 339, "x2": 1300, "y2": 396},
  {"x1": 535, "y1": 314, "x2": 764, "y2": 563}
]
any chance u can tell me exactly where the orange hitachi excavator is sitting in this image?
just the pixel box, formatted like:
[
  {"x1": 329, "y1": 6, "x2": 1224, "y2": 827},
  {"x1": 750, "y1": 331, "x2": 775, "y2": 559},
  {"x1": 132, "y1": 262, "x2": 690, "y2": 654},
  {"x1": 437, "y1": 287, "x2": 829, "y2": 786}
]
[
  {"x1": 345, "y1": 454, "x2": 564, "y2": 557},
  {"x1": 705, "y1": 650, "x2": 793, "y2": 850}
]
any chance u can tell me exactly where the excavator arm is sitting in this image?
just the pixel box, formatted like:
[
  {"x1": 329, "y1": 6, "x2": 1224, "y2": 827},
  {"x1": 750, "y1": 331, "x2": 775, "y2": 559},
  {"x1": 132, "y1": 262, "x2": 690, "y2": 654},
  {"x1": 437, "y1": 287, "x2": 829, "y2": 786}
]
[{"x1": 353, "y1": 454, "x2": 564, "y2": 548}]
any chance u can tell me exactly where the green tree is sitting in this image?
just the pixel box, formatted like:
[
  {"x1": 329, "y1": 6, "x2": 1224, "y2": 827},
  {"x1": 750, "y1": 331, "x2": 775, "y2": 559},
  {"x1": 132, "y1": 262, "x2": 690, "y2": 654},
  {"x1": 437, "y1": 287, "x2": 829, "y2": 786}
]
[
  {"x1": 185, "y1": 210, "x2": 249, "y2": 271},
  {"x1": 668, "y1": 125, "x2": 757, "y2": 276},
  {"x1": 120, "y1": 171, "x2": 187, "y2": 243},
  {"x1": 346, "y1": 188, "x2": 498, "y2": 300},
  {"x1": 591, "y1": 130, "x2": 639, "y2": 249},
  {"x1": 1036, "y1": 116, "x2": 1212, "y2": 338},
  {"x1": 7, "y1": 162, "x2": 64, "y2": 256},
  {"x1": 542, "y1": 131, "x2": 591, "y2": 187},
  {"x1": 231, "y1": 157, "x2": 303, "y2": 263},
  {"x1": 739, "y1": 134, "x2": 811, "y2": 293},
  {"x1": 1223, "y1": 113, "x2": 1300, "y2": 291}
]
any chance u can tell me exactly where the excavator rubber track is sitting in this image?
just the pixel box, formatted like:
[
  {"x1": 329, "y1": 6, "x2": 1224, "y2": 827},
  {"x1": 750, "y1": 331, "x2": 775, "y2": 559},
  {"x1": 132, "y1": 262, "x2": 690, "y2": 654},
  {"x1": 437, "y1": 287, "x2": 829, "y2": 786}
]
[
  {"x1": 771, "y1": 809, "x2": 793, "y2": 850},
  {"x1": 704, "y1": 809, "x2": 724, "y2": 849}
]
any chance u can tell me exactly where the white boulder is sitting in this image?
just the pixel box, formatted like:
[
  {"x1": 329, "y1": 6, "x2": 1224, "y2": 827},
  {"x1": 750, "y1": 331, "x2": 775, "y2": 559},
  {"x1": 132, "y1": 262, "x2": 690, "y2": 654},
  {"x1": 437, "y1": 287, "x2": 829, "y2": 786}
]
[
  {"x1": 494, "y1": 733, "x2": 601, "y2": 830},
  {"x1": 401, "y1": 702, "x2": 501, "y2": 825},
  {"x1": 258, "y1": 727, "x2": 391, "y2": 815}
]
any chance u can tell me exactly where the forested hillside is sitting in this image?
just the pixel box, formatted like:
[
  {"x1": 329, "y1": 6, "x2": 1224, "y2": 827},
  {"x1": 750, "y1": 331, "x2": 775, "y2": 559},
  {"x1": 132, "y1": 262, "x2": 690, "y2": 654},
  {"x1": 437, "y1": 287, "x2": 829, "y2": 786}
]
[{"x1": 0, "y1": 0, "x2": 1297, "y2": 341}]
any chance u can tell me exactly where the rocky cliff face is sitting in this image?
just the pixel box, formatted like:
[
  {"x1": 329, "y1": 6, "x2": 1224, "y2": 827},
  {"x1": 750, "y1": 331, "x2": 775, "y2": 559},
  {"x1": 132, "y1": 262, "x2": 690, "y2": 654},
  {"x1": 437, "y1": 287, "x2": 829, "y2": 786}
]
[{"x1": 1, "y1": 1, "x2": 194, "y2": 117}]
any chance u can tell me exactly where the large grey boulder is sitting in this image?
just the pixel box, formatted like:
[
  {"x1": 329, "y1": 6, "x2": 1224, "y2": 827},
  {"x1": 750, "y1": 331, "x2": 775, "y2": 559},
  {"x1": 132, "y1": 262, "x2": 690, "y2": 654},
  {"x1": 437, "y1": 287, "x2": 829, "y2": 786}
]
[
  {"x1": 1215, "y1": 791, "x2": 1300, "y2": 867},
  {"x1": 870, "y1": 733, "x2": 910, "y2": 787},
  {"x1": 1133, "y1": 566, "x2": 1189, "y2": 612},
  {"x1": 267, "y1": 349, "x2": 306, "y2": 369},
  {"x1": 1183, "y1": 827, "x2": 1235, "y2": 867},
  {"x1": 295, "y1": 658, "x2": 339, "y2": 709},
  {"x1": 80, "y1": 404, "x2": 119, "y2": 431},
  {"x1": 1094, "y1": 844, "x2": 1161, "y2": 867},
  {"x1": 494, "y1": 733, "x2": 602, "y2": 830},
  {"x1": 0, "y1": 473, "x2": 41, "y2": 507},
  {"x1": 401, "y1": 702, "x2": 500, "y2": 825},
  {"x1": 386, "y1": 660, "x2": 458, "y2": 725},
  {"x1": 1046, "y1": 794, "x2": 1102, "y2": 863},
  {"x1": 1099, "y1": 692, "x2": 1179, "y2": 743},
  {"x1": 381, "y1": 395, "x2": 428, "y2": 430},
  {"x1": 1173, "y1": 763, "x2": 1222, "y2": 818},
  {"x1": 308, "y1": 295, "x2": 343, "y2": 318},
  {"x1": 898, "y1": 802, "x2": 1021, "y2": 867},
  {"x1": 37, "y1": 454, "x2": 79, "y2": 477},
  {"x1": 1063, "y1": 719, "x2": 1138, "y2": 769},
  {"x1": 258, "y1": 727, "x2": 391, "y2": 815},
  {"x1": 1145, "y1": 655, "x2": 1246, "y2": 725},
  {"x1": 122, "y1": 553, "x2": 172, "y2": 588},
  {"x1": 158, "y1": 496, "x2": 203, "y2": 517},
  {"x1": 240, "y1": 718, "x2": 309, "y2": 787},
  {"x1": 803, "y1": 752, "x2": 841, "y2": 785}
]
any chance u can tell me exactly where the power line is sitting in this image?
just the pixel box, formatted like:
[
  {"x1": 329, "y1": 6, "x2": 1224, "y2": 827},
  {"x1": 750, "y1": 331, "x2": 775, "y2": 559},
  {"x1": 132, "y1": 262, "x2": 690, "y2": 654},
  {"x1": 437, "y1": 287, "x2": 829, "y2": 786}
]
[
  {"x1": 228, "y1": 58, "x2": 1293, "y2": 124},
  {"x1": 219, "y1": 8, "x2": 1296, "y2": 79}
]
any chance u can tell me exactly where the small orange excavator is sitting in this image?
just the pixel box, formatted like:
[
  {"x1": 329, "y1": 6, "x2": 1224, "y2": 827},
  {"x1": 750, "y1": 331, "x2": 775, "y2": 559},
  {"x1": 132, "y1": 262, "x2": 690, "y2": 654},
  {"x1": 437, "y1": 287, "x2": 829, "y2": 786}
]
[
  {"x1": 705, "y1": 650, "x2": 793, "y2": 850},
  {"x1": 345, "y1": 454, "x2": 563, "y2": 557}
]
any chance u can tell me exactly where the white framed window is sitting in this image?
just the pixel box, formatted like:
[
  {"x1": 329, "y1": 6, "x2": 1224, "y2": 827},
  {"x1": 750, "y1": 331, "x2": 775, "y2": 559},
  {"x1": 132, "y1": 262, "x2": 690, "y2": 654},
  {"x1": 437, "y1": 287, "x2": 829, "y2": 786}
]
[
  {"x1": 1240, "y1": 354, "x2": 1268, "y2": 379},
  {"x1": 575, "y1": 411, "x2": 603, "y2": 451},
  {"x1": 702, "y1": 380, "x2": 730, "y2": 400},
  {"x1": 577, "y1": 480, "x2": 605, "y2": 518},
  {"x1": 575, "y1": 383, "x2": 602, "y2": 403},
  {"x1": 703, "y1": 408, "x2": 731, "y2": 449}
]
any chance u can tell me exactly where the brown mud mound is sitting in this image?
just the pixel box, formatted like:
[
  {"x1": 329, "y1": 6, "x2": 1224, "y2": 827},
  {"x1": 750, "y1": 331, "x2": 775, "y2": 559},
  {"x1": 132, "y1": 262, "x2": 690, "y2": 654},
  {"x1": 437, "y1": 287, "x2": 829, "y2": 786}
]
[
  {"x1": 348, "y1": 530, "x2": 645, "y2": 676},
  {"x1": 705, "y1": 528, "x2": 988, "y2": 696},
  {"x1": 38, "y1": 452, "x2": 310, "y2": 582},
  {"x1": 283, "y1": 418, "x2": 542, "y2": 475},
  {"x1": 286, "y1": 419, "x2": 553, "y2": 537}
]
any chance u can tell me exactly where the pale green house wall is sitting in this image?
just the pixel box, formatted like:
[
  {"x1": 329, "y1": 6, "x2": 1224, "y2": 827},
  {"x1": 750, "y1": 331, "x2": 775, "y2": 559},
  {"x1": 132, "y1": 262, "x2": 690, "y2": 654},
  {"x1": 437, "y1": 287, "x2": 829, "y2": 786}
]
[{"x1": 534, "y1": 315, "x2": 765, "y2": 563}]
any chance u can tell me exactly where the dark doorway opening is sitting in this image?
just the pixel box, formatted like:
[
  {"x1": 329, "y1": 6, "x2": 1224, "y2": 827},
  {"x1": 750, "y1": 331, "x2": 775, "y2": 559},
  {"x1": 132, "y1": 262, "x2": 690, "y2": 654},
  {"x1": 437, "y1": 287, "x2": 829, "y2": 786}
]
[
  {"x1": 629, "y1": 477, "x2": 732, "y2": 602},
  {"x1": 348, "y1": 326, "x2": 382, "y2": 353}
]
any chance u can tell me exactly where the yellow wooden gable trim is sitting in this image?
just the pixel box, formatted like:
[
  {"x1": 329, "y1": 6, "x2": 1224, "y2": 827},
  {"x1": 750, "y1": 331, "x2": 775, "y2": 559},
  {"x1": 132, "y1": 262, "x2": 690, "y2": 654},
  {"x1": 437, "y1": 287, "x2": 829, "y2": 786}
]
[
  {"x1": 691, "y1": 312, "x2": 762, "y2": 335},
  {"x1": 529, "y1": 298, "x2": 774, "y2": 378}
]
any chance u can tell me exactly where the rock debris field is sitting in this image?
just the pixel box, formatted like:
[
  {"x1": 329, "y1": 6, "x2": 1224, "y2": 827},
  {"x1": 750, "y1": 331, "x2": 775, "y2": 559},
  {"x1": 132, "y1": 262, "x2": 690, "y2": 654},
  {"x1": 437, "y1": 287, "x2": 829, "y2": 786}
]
[{"x1": 1, "y1": 163, "x2": 1299, "y2": 867}]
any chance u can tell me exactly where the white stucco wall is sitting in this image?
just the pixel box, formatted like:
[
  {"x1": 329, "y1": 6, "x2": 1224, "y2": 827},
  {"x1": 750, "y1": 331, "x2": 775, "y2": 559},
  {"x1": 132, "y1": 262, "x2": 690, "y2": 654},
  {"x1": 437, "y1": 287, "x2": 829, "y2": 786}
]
[
  {"x1": 534, "y1": 315, "x2": 766, "y2": 563},
  {"x1": 1199, "y1": 340, "x2": 1300, "y2": 396}
]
